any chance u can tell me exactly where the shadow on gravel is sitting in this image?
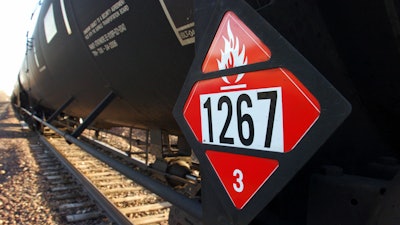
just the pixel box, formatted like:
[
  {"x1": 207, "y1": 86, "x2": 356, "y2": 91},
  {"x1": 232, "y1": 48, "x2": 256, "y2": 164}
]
[
  {"x1": 0, "y1": 145, "x2": 20, "y2": 184},
  {"x1": 0, "y1": 123, "x2": 21, "y2": 128},
  {"x1": 0, "y1": 103, "x2": 35, "y2": 184},
  {"x1": 0, "y1": 102, "x2": 33, "y2": 139},
  {"x1": 0, "y1": 112, "x2": 64, "y2": 223},
  {"x1": 0, "y1": 128, "x2": 34, "y2": 139}
]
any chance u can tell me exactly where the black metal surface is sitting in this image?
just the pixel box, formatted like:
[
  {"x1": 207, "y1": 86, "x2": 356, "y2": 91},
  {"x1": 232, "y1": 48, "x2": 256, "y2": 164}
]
[
  {"x1": 369, "y1": 171, "x2": 400, "y2": 224},
  {"x1": 307, "y1": 170, "x2": 388, "y2": 225}
]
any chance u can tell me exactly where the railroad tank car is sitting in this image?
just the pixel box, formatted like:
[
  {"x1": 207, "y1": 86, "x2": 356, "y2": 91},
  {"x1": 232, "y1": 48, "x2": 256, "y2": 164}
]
[
  {"x1": 12, "y1": 0, "x2": 400, "y2": 224},
  {"x1": 17, "y1": 0, "x2": 194, "y2": 133}
]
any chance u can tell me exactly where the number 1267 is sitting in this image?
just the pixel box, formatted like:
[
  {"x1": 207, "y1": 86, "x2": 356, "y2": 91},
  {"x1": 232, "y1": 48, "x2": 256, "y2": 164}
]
[{"x1": 200, "y1": 87, "x2": 284, "y2": 152}]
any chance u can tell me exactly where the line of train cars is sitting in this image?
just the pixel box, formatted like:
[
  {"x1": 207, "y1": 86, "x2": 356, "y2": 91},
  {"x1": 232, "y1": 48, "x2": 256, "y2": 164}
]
[{"x1": 11, "y1": 0, "x2": 400, "y2": 224}]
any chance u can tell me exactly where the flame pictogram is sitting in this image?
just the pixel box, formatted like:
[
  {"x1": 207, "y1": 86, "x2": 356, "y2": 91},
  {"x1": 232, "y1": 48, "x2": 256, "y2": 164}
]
[{"x1": 217, "y1": 21, "x2": 248, "y2": 84}]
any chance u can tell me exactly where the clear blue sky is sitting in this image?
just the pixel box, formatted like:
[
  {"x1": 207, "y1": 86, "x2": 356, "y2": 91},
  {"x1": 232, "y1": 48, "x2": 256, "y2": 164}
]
[{"x1": 0, "y1": 0, "x2": 38, "y2": 95}]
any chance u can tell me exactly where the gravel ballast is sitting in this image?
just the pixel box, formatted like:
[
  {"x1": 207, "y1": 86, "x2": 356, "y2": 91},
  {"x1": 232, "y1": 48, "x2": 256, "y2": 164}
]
[{"x1": 0, "y1": 102, "x2": 60, "y2": 224}]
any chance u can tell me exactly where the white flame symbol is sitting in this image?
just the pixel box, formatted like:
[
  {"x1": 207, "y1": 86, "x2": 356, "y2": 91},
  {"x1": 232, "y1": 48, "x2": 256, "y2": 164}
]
[{"x1": 217, "y1": 21, "x2": 248, "y2": 84}]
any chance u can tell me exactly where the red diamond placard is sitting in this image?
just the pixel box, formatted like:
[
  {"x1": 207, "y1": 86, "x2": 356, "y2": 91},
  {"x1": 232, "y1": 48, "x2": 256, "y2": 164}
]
[
  {"x1": 206, "y1": 150, "x2": 279, "y2": 209},
  {"x1": 173, "y1": 2, "x2": 351, "y2": 223},
  {"x1": 202, "y1": 11, "x2": 271, "y2": 82},
  {"x1": 184, "y1": 68, "x2": 320, "y2": 153}
]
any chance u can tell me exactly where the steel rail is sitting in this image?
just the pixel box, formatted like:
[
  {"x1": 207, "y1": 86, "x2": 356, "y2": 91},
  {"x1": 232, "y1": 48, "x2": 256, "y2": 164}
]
[
  {"x1": 80, "y1": 135, "x2": 199, "y2": 185},
  {"x1": 38, "y1": 135, "x2": 133, "y2": 225},
  {"x1": 21, "y1": 107, "x2": 203, "y2": 221}
]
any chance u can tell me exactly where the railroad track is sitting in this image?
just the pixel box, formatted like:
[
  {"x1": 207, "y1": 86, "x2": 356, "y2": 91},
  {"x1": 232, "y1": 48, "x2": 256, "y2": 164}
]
[
  {"x1": 29, "y1": 143, "x2": 109, "y2": 224},
  {"x1": 36, "y1": 131, "x2": 171, "y2": 225}
]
